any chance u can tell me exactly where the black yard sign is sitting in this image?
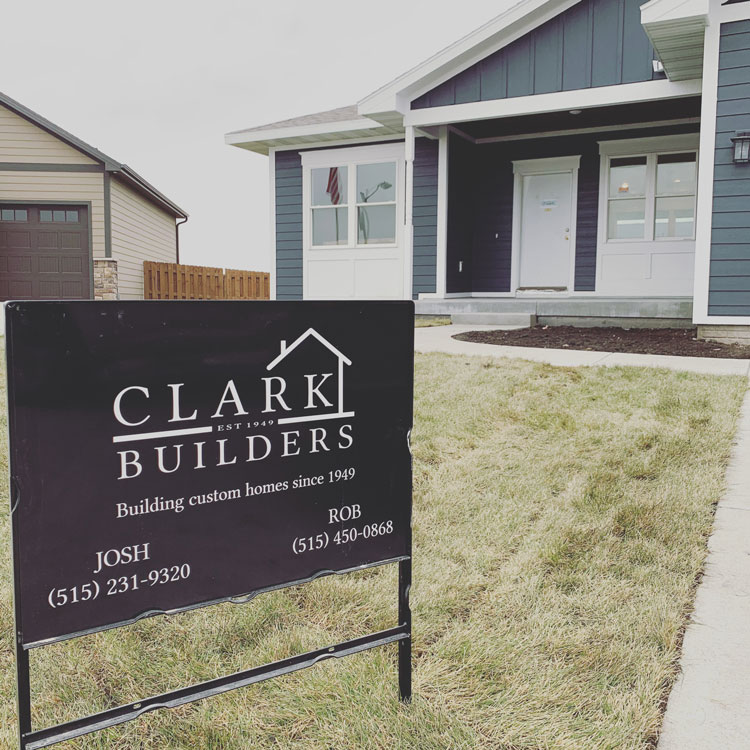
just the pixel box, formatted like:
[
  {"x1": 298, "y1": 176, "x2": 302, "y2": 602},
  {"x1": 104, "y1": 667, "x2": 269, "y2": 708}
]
[{"x1": 6, "y1": 300, "x2": 413, "y2": 749}]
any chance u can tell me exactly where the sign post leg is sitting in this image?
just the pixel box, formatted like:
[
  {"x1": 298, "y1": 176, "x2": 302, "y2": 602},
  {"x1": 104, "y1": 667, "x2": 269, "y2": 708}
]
[
  {"x1": 398, "y1": 558, "x2": 412, "y2": 703},
  {"x1": 16, "y1": 635, "x2": 31, "y2": 750}
]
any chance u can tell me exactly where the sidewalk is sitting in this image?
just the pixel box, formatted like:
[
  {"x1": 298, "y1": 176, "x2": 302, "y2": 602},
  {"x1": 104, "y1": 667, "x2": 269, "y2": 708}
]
[
  {"x1": 415, "y1": 323, "x2": 750, "y2": 748},
  {"x1": 658, "y1": 391, "x2": 750, "y2": 749},
  {"x1": 415, "y1": 324, "x2": 750, "y2": 376}
]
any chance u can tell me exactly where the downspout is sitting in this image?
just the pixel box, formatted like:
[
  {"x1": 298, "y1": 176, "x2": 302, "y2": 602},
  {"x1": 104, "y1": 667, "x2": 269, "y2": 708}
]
[{"x1": 175, "y1": 216, "x2": 188, "y2": 264}]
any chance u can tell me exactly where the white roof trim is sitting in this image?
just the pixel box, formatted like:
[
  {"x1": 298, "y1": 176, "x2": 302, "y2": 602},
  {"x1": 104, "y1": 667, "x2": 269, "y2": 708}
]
[
  {"x1": 358, "y1": 0, "x2": 580, "y2": 117},
  {"x1": 225, "y1": 117, "x2": 387, "y2": 146}
]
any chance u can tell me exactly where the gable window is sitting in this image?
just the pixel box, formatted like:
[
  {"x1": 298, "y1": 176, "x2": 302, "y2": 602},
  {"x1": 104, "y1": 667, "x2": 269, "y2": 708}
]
[
  {"x1": 304, "y1": 149, "x2": 400, "y2": 250},
  {"x1": 604, "y1": 149, "x2": 697, "y2": 242}
]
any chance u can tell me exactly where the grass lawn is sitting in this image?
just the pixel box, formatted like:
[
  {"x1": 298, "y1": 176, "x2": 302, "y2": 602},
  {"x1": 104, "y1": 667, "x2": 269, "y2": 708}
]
[{"x1": 0, "y1": 354, "x2": 746, "y2": 749}]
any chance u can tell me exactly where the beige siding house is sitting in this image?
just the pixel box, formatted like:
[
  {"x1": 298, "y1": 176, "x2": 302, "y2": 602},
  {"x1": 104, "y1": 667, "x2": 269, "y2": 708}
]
[{"x1": 0, "y1": 90, "x2": 187, "y2": 303}]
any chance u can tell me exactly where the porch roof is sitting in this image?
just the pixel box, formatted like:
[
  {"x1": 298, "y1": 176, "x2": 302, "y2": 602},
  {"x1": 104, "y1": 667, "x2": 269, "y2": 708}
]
[
  {"x1": 224, "y1": 105, "x2": 404, "y2": 156},
  {"x1": 641, "y1": 0, "x2": 709, "y2": 81}
]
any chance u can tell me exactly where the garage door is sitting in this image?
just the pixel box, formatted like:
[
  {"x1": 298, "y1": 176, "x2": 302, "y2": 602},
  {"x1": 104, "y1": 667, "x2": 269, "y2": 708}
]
[{"x1": 0, "y1": 205, "x2": 91, "y2": 301}]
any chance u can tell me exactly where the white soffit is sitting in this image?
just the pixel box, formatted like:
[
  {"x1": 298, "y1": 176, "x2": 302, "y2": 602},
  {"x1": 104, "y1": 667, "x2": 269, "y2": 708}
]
[
  {"x1": 641, "y1": 0, "x2": 710, "y2": 81},
  {"x1": 225, "y1": 110, "x2": 404, "y2": 156}
]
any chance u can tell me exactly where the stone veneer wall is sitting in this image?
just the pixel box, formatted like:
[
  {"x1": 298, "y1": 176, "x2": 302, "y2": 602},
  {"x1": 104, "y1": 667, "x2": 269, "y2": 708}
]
[{"x1": 93, "y1": 259, "x2": 119, "y2": 300}]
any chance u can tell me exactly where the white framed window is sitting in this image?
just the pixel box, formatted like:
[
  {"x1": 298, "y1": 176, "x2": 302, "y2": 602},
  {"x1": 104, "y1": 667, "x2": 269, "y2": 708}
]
[
  {"x1": 302, "y1": 144, "x2": 402, "y2": 250},
  {"x1": 600, "y1": 135, "x2": 699, "y2": 243}
]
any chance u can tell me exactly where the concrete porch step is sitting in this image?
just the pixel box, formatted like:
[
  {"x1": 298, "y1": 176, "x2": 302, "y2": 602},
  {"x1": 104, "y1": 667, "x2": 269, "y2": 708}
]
[{"x1": 450, "y1": 312, "x2": 537, "y2": 327}]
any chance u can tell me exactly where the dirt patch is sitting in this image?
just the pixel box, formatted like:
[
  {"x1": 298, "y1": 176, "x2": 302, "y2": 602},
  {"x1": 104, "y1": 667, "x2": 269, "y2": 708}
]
[{"x1": 453, "y1": 326, "x2": 750, "y2": 359}]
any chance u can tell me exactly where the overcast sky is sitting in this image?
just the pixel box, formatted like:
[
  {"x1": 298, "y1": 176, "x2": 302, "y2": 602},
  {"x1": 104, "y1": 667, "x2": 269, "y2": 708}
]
[{"x1": 2, "y1": 0, "x2": 509, "y2": 272}]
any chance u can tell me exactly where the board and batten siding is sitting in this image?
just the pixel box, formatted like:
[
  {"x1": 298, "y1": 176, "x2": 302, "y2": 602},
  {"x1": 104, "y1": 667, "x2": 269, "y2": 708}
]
[
  {"x1": 0, "y1": 104, "x2": 97, "y2": 165},
  {"x1": 412, "y1": 0, "x2": 661, "y2": 109},
  {"x1": 275, "y1": 150, "x2": 303, "y2": 300},
  {"x1": 709, "y1": 19, "x2": 750, "y2": 316},
  {"x1": 412, "y1": 137, "x2": 438, "y2": 297},
  {"x1": 110, "y1": 178, "x2": 177, "y2": 299},
  {"x1": 0, "y1": 171, "x2": 105, "y2": 256}
]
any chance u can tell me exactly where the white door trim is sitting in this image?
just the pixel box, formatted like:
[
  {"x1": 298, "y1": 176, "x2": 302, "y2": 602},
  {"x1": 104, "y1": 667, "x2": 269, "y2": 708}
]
[{"x1": 511, "y1": 156, "x2": 580, "y2": 295}]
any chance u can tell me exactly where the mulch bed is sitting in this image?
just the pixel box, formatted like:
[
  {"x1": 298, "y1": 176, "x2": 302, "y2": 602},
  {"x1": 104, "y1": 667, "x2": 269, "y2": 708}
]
[{"x1": 453, "y1": 326, "x2": 750, "y2": 359}]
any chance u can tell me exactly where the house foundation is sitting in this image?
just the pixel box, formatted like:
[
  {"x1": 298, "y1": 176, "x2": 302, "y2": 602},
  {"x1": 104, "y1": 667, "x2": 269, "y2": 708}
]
[{"x1": 697, "y1": 325, "x2": 750, "y2": 345}]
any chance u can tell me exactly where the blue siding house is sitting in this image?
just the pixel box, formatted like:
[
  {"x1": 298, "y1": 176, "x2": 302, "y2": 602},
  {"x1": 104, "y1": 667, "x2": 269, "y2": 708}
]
[{"x1": 226, "y1": 0, "x2": 750, "y2": 342}]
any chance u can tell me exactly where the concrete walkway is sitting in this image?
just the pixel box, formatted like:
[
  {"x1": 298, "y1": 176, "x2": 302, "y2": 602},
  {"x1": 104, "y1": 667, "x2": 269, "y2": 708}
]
[
  {"x1": 658, "y1": 391, "x2": 750, "y2": 749},
  {"x1": 416, "y1": 323, "x2": 750, "y2": 748},
  {"x1": 415, "y1": 323, "x2": 750, "y2": 376}
]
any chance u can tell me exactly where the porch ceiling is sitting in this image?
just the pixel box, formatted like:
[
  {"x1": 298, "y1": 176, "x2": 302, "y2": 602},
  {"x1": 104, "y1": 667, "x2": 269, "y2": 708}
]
[{"x1": 453, "y1": 96, "x2": 701, "y2": 140}]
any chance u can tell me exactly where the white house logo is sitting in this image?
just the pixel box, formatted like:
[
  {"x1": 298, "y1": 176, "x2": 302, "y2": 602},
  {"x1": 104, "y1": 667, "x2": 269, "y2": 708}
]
[
  {"x1": 266, "y1": 328, "x2": 353, "y2": 424},
  {"x1": 111, "y1": 328, "x2": 355, "y2": 479}
]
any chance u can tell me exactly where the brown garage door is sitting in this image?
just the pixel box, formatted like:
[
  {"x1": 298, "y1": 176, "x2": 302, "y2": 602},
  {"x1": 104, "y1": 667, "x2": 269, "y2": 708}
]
[{"x1": 0, "y1": 204, "x2": 91, "y2": 301}]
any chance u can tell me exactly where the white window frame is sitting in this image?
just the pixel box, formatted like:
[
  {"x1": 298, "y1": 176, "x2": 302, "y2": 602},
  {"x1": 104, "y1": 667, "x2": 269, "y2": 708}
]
[
  {"x1": 300, "y1": 143, "x2": 408, "y2": 300},
  {"x1": 598, "y1": 134, "x2": 700, "y2": 245},
  {"x1": 303, "y1": 144, "x2": 403, "y2": 251}
]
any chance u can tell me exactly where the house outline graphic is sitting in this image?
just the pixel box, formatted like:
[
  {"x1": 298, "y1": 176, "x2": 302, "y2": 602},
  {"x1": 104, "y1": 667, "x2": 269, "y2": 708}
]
[{"x1": 266, "y1": 327, "x2": 354, "y2": 425}]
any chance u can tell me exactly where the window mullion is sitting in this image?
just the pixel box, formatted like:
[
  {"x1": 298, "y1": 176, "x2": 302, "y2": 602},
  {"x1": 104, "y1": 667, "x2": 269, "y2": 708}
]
[{"x1": 348, "y1": 162, "x2": 356, "y2": 248}]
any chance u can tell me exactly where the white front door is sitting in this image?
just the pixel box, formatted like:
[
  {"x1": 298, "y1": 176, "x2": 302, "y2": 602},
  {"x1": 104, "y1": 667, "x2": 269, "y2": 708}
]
[{"x1": 518, "y1": 170, "x2": 574, "y2": 290}]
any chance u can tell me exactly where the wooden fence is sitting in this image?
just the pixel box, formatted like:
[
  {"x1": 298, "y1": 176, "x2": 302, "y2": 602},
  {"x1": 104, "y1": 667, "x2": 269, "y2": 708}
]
[{"x1": 144, "y1": 262, "x2": 270, "y2": 300}]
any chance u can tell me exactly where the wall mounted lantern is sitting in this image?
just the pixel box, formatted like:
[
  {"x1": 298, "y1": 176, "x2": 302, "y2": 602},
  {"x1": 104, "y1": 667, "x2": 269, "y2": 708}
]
[{"x1": 731, "y1": 131, "x2": 750, "y2": 164}]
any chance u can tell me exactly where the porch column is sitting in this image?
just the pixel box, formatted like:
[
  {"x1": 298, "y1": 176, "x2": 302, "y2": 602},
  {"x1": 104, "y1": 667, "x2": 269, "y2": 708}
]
[
  {"x1": 692, "y1": 6, "x2": 720, "y2": 323},
  {"x1": 436, "y1": 125, "x2": 449, "y2": 298},
  {"x1": 405, "y1": 125, "x2": 415, "y2": 300}
]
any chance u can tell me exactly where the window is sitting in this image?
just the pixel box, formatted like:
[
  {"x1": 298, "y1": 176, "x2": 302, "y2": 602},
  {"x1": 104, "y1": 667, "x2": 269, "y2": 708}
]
[
  {"x1": 40, "y1": 209, "x2": 79, "y2": 223},
  {"x1": 305, "y1": 150, "x2": 400, "y2": 249},
  {"x1": 356, "y1": 162, "x2": 396, "y2": 244},
  {"x1": 311, "y1": 167, "x2": 348, "y2": 246},
  {"x1": 1, "y1": 208, "x2": 28, "y2": 222},
  {"x1": 605, "y1": 149, "x2": 697, "y2": 242}
]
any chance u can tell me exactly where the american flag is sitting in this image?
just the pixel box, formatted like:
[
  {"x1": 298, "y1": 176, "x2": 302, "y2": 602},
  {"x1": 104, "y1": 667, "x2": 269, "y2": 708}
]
[{"x1": 326, "y1": 167, "x2": 341, "y2": 205}]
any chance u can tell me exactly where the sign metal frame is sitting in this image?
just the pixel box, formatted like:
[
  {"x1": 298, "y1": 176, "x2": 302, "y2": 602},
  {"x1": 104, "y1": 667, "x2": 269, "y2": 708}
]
[{"x1": 7, "y1": 300, "x2": 413, "y2": 750}]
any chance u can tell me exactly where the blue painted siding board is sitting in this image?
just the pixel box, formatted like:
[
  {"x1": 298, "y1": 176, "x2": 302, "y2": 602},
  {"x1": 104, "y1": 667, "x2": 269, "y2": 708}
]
[
  {"x1": 412, "y1": 137, "x2": 438, "y2": 298},
  {"x1": 712, "y1": 245, "x2": 750, "y2": 260},
  {"x1": 709, "y1": 278, "x2": 750, "y2": 294},
  {"x1": 717, "y1": 98, "x2": 750, "y2": 116},
  {"x1": 711, "y1": 259, "x2": 750, "y2": 277},
  {"x1": 709, "y1": 306, "x2": 750, "y2": 314},
  {"x1": 713, "y1": 178, "x2": 750, "y2": 196},
  {"x1": 275, "y1": 150, "x2": 303, "y2": 300},
  {"x1": 714, "y1": 196, "x2": 750, "y2": 212},
  {"x1": 712, "y1": 227, "x2": 750, "y2": 243},
  {"x1": 412, "y1": 0, "x2": 657, "y2": 110},
  {"x1": 534, "y1": 16, "x2": 563, "y2": 94},
  {"x1": 455, "y1": 66, "x2": 481, "y2": 104},
  {"x1": 562, "y1": 1, "x2": 593, "y2": 91},
  {"x1": 718, "y1": 82, "x2": 750, "y2": 100},
  {"x1": 574, "y1": 153, "x2": 600, "y2": 290},
  {"x1": 720, "y1": 31, "x2": 750, "y2": 52},
  {"x1": 506, "y1": 36, "x2": 534, "y2": 98},
  {"x1": 592, "y1": 0, "x2": 624, "y2": 86},
  {"x1": 722, "y1": 19, "x2": 750, "y2": 35},
  {"x1": 622, "y1": 0, "x2": 653, "y2": 83},
  {"x1": 480, "y1": 53, "x2": 507, "y2": 100},
  {"x1": 719, "y1": 49, "x2": 750, "y2": 69},
  {"x1": 719, "y1": 65, "x2": 750, "y2": 85},
  {"x1": 713, "y1": 212, "x2": 750, "y2": 228}
]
